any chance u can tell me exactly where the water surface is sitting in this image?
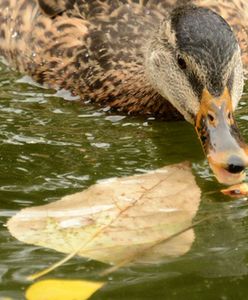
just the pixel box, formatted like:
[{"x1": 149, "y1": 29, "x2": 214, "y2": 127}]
[{"x1": 1, "y1": 61, "x2": 248, "y2": 299}]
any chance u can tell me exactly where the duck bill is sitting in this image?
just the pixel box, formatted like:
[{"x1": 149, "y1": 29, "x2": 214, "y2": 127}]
[{"x1": 195, "y1": 88, "x2": 248, "y2": 185}]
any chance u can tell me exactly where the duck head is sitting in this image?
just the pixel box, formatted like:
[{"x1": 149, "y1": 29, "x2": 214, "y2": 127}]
[{"x1": 145, "y1": 5, "x2": 248, "y2": 185}]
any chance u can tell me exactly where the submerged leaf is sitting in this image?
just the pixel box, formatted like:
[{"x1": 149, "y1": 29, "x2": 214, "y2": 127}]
[
  {"x1": 25, "y1": 279, "x2": 104, "y2": 300},
  {"x1": 8, "y1": 162, "x2": 201, "y2": 266}
]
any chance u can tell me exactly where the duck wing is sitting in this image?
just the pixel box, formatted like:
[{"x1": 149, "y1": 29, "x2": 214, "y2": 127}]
[
  {"x1": 37, "y1": 0, "x2": 76, "y2": 16},
  {"x1": 35, "y1": 0, "x2": 248, "y2": 77}
]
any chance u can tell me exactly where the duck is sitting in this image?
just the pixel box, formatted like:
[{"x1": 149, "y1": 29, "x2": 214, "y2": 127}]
[{"x1": 0, "y1": 0, "x2": 248, "y2": 185}]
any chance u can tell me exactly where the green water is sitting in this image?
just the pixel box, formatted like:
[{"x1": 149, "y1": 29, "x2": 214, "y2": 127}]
[{"x1": 1, "y1": 60, "x2": 248, "y2": 299}]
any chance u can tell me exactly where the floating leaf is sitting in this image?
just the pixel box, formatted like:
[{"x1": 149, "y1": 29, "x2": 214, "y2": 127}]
[
  {"x1": 8, "y1": 162, "x2": 201, "y2": 268},
  {"x1": 221, "y1": 183, "x2": 248, "y2": 198},
  {"x1": 25, "y1": 279, "x2": 104, "y2": 300}
]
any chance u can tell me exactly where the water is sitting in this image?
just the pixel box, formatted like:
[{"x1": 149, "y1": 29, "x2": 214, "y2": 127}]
[{"x1": 1, "y1": 60, "x2": 248, "y2": 299}]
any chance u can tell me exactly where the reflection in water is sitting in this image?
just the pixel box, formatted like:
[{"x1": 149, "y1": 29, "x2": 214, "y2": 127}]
[{"x1": 1, "y1": 60, "x2": 248, "y2": 298}]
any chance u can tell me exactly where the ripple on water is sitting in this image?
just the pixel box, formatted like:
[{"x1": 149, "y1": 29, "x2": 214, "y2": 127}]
[{"x1": 1, "y1": 61, "x2": 248, "y2": 298}]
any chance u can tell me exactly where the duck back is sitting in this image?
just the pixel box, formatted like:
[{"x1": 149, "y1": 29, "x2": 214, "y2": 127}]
[{"x1": 0, "y1": 0, "x2": 247, "y2": 117}]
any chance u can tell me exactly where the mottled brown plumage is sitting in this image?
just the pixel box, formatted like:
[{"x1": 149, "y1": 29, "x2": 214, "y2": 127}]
[{"x1": 0, "y1": 0, "x2": 247, "y2": 118}]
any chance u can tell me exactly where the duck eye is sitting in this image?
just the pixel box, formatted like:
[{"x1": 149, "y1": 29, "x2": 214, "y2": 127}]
[{"x1": 177, "y1": 56, "x2": 187, "y2": 70}]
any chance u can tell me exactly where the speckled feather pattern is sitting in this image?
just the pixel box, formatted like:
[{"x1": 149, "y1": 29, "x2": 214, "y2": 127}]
[{"x1": 0, "y1": 0, "x2": 247, "y2": 118}]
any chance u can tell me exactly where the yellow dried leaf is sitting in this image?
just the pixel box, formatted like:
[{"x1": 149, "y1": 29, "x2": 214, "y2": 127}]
[
  {"x1": 8, "y1": 162, "x2": 201, "y2": 268},
  {"x1": 25, "y1": 279, "x2": 104, "y2": 300},
  {"x1": 221, "y1": 183, "x2": 248, "y2": 198}
]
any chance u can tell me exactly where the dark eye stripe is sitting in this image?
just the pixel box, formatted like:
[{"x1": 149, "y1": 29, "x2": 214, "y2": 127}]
[{"x1": 186, "y1": 71, "x2": 204, "y2": 100}]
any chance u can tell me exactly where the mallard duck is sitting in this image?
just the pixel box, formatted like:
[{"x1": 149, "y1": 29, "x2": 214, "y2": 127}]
[{"x1": 0, "y1": 0, "x2": 248, "y2": 185}]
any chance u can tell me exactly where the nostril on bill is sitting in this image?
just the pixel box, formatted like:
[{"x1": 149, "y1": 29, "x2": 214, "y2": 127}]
[{"x1": 226, "y1": 155, "x2": 245, "y2": 174}]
